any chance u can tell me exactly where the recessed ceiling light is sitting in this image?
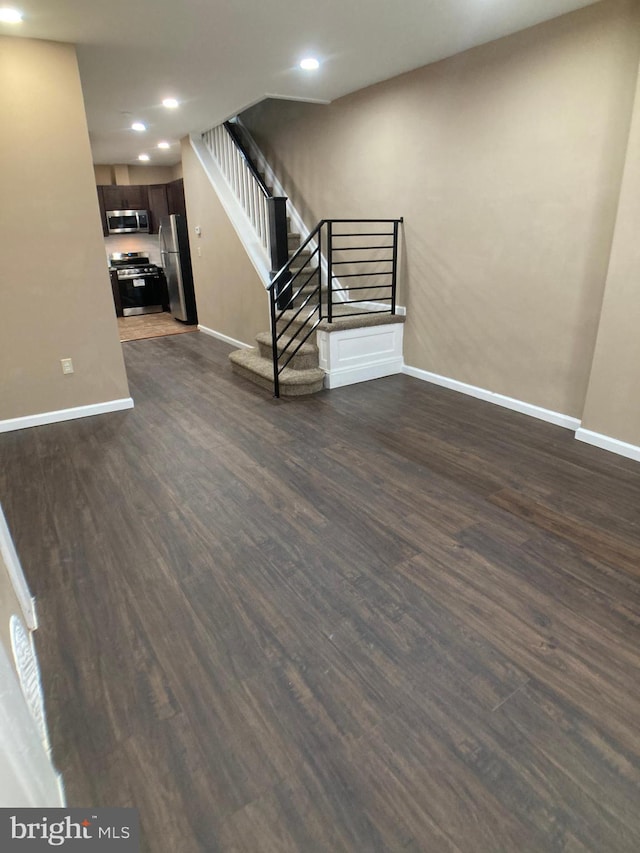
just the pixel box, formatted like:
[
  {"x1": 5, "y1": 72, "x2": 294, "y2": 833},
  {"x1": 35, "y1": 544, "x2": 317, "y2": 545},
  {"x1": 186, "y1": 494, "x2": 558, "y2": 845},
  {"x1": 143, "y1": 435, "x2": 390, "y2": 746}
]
[
  {"x1": 162, "y1": 98, "x2": 179, "y2": 109},
  {"x1": 300, "y1": 57, "x2": 320, "y2": 71},
  {"x1": 131, "y1": 122, "x2": 146, "y2": 132},
  {"x1": 138, "y1": 153, "x2": 150, "y2": 161},
  {"x1": 0, "y1": 7, "x2": 23, "y2": 23},
  {"x1": 157, "y1": 141, "x2": 171, "y2": 149}
]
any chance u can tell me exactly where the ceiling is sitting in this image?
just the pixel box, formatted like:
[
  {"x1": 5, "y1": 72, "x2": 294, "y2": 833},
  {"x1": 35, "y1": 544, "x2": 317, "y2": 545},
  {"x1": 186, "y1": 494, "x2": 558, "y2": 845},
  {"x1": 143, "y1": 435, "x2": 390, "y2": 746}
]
[{"x1": 3, "y1": 0, "x2": 600, "y2": 166}]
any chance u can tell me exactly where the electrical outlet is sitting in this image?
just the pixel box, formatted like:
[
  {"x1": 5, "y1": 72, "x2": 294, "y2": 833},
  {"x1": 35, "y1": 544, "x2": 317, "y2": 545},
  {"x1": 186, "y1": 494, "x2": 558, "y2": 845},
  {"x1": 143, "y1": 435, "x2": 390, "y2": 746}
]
[{"x1": 60, "y1": 358, "x2": 74, "y2": 375}]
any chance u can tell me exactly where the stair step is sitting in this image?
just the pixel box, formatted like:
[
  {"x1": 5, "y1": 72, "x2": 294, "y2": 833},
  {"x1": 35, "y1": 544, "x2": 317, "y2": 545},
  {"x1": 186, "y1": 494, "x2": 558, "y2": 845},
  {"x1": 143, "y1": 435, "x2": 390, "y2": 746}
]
[
  {"x1": 229, "y1": 347, "x2": 324, "y2": 396},
  {"x1": 289, "y1": 249, "x2": 312, "y2": 265},
  {"x1": 288, "y1": 261, "x2": 318, "y2": 276},
  {"x1": 255, "y1": 331, "x2": 319, "y2": 370},
  {"x1": 317, "y1": 310, "x2": 406, "y2": 332},
  {"x1": 277, "y1": 306, "x2": 322, "y2": 335},
  {"x1": 277, "y1": 305, "x2": 406, "y2": 335}
]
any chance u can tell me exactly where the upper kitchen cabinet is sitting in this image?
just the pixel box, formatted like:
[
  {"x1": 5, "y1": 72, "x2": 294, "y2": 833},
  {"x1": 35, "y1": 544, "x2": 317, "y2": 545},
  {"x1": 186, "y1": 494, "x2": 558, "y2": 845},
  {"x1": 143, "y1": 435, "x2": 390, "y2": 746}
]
[
  {"x1": 101, "y1": 184, "x2": 149, "y2": 212},
  {"x1": 96, "y1": 185, "x2": 108, "y2": 236},
  {"x1": 147, "y1": 184, "x2": 169, "y2": 234},
  {"x1": 96, "y1": 179, "x2": 185, "y2": 235},
  {"x1": 97, "y1": 184, "x2": 150, "y2": 235},
  {"x1": 167, "y1": 179, "x2": 187, "y2": 221}
]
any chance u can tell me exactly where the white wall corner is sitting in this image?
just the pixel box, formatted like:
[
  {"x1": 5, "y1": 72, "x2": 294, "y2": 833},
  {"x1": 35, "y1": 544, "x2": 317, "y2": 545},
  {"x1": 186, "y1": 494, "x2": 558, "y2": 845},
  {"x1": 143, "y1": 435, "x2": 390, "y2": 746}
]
[
  {"x1": 402, "y1": 364, "x2": 581, "y2": 431},
  {"x1": 318, "y1": 323, "x2": 404, "y2": 389},
  {"x1": 575, "y1": 428, "x2": 640, "y2": 464},
  {"x1": 0, "y1": 504, "x2": 37, "y2": 630},
  {"x1": 0, "y1": 398, "x2": 134, "y2": 435}
]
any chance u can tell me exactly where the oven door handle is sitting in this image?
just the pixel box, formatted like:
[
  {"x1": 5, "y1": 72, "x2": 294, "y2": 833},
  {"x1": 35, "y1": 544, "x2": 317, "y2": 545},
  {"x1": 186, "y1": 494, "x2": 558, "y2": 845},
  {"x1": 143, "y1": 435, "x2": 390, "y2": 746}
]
[{"x1": 118, "y1": 273, "x2": 159, "y2": 281}]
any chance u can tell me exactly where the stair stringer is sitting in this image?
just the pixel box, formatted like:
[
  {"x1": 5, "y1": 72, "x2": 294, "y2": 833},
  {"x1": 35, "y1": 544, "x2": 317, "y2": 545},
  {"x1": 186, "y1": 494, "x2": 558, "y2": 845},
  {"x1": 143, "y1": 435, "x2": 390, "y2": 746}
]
[{"x1": 189, "y1": 133, "x2": 271, "y2": 288}]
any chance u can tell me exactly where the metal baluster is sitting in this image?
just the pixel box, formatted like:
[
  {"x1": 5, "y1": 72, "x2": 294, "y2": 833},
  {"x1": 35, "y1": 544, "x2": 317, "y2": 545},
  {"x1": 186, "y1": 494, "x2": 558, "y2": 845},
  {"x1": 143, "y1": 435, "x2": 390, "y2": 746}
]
[
  {"x1": 318, "y1": 225, "x2": 323, "y2": 321},
  {"x1": 327, "y1": 220, "x2": 333, "y2": 323},
  {"x1": 269, "y1": 286, "x2": 280, "y2": 398},
  {"x1": 391, "y1": 219, "x2": 399, "y2": 315}
]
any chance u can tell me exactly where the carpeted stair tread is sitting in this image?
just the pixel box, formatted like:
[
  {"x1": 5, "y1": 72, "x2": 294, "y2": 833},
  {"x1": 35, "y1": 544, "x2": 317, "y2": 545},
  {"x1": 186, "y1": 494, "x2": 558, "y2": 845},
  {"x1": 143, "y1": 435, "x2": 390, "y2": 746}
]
[
  {"x1": 229, "y1": 347, "x2": 324, "y2": 396},
  {"x1": 317, "y1": 311, "x2": 406, "y2": 332},
  {"x1": 255, "y1": 330, "x2": 318, "y2": 356},
  {"x1": 278, "y1": 305, "x2": 406, "y2": 333},
  {"x1": 255, "y1": 330, "x2": 319, "y2": 370}
]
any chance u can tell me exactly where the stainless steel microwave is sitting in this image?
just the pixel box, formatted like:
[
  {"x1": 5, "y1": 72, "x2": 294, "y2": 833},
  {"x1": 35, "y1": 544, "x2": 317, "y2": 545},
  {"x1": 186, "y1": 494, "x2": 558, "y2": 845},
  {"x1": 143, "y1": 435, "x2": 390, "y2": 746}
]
[{"x1": 106, "y1": 209, "x2": 150, "y2": 235}]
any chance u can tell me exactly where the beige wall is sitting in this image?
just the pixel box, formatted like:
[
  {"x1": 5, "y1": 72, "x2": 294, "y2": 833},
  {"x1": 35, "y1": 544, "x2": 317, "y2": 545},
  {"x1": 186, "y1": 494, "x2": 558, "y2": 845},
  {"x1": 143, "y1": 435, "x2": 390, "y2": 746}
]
[
  {"x1": 94, "y1": 164, "x2": 177, "y2": 185},
  {"x1": 93, "y1": 164, "x2": 112, "y2": 184},
  {"x1": 581, "y1": 60, "x2": 640, "y2": 445},
  {"x1": 127, "y1": 165, "x2": 176, "y2": 185},
  {"x1": 181, "y1": 139, "x2": 268, "y2": 344},
  {"x1": 242, "y1": 0, "x2": 640, "y2": 419},
  {"x1": 0, "y1": 38, "x2": 129, "y2": 421}
]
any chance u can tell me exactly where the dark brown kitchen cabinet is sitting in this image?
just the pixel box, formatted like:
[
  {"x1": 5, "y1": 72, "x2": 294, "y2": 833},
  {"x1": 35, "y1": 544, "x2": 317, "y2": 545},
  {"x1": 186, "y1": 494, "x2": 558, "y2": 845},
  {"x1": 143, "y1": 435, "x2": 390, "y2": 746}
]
[
  {"x1": 96, "y1": 186, "x2": 108, "y2": 236},
  {"x1": 147, "y1": 184, "x2": 169, "y2": 234},
  {"x1": 167, "y1": 179, "x2": 187, "y2": 221},
  {"x1": 96, "y1": 179, "x2": 185, "y2": 236},
  {"x1": 100, "y1": 184, "x2": 149, "y2": 212},
  {"x1": 97, "y1": 184, "x2": 150, "y2": 235},
  {"x1": 109, "y1": 269, "x2": 123, "y2": 317}
]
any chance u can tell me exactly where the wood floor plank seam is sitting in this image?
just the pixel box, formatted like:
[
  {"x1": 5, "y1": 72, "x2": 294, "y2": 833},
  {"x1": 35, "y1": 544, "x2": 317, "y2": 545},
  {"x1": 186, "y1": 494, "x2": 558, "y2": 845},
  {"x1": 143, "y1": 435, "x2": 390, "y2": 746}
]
[{"x1": 2, "y1": 333, "x2": 640, "y2": 852}]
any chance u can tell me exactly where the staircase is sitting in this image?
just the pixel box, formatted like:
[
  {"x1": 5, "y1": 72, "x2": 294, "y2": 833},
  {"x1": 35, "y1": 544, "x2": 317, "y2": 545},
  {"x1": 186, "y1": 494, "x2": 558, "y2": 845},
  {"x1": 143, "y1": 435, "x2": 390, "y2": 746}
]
[
  {"x1": 200, "y1": 120, "x2": 404, "y2": 397},
  {"x1": 229, "y1": 326, "x2": 325, "y2": 397},
  {"x1": 228, "y1": 210, "x2": 326, "y2": 395}
]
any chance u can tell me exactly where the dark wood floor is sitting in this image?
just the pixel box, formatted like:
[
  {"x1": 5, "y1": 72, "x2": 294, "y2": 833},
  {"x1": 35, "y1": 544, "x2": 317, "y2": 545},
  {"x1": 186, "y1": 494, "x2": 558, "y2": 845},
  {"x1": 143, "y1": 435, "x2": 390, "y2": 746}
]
[{"x1": 1, "y1": 331, "x2": 640, "y2": 852}]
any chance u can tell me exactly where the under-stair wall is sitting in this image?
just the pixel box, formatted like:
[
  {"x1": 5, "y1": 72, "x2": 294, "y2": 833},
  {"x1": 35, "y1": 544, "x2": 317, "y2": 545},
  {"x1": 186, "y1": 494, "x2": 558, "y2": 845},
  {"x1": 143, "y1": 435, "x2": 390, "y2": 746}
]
[{"x1": 181, "y1": 138, "x2": 268, "y2": 348}]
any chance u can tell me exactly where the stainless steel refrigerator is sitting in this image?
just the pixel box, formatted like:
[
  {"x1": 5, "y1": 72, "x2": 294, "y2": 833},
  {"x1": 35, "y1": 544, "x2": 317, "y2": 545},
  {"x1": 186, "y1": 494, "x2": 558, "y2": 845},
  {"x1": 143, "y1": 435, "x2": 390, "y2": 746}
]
[{"x1": 159, "y1": 214, "x2": 197, "y2": 324}]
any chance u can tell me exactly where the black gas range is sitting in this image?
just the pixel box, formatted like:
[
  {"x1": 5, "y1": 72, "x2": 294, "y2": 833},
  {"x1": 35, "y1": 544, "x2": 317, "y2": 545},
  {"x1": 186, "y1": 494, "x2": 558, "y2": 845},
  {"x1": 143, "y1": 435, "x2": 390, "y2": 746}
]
[{"x1": 109, "y1": 252, "x2": 166, "y2": 316}]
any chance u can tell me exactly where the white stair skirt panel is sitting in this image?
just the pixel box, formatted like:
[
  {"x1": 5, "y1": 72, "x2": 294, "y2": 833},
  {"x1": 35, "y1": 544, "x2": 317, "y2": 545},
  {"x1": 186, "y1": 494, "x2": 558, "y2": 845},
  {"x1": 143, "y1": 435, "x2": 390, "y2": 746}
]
[{"x1": 318, "y1": 323, "x2": 404, "y2": 389}]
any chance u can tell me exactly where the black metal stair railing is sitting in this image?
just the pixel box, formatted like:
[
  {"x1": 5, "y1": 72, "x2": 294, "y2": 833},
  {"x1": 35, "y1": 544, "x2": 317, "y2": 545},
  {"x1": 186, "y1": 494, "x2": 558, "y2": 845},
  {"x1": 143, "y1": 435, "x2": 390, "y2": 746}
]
[{"x1": 269, "y1": 218, "x2": 403, "y2": 398}]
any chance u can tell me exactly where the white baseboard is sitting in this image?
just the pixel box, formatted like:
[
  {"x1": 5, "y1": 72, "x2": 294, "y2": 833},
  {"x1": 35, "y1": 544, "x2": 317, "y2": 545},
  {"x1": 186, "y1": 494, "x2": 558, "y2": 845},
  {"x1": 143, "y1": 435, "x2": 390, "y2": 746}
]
[
  {"x1": 0, "y1": 397, "x2": 134, "y2": 434},
  {"x1": 402, "y1": 364, "x2": 580, "y2": 431},
  {"x1": 198, "y1": 324, "x2": 252, "y2": 349},
  {"x1": 575, "y1": 428, "x2": 640, "y2": 464}
]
